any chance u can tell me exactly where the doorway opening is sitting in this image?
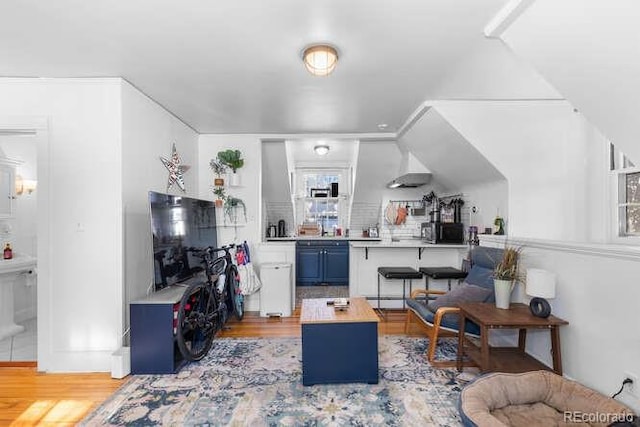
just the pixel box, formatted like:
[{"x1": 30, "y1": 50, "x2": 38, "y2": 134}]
[{"x1": 0, "y1": 127, "x2": 40, "y2": 363}]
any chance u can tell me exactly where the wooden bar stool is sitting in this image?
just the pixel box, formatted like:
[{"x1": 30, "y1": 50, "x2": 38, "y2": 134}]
[{"x1": 419, "y1": 266, "x2": 467, "y2": 291}]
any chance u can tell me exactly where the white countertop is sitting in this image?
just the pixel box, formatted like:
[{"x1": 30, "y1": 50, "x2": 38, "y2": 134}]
[
  {"x1": 349, "y1": 241, "x2": 468, "y2": 249},
  {"x1": 265, "y1": 237, "x2": 382, "y2": 242},
  {"x1": 131, "y1": 284, "x2": 187, "y2": 304}
]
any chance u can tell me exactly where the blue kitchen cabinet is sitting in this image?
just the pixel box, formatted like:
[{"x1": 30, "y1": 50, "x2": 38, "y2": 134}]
[
  {"x1": 296, "y1": 245, "x2": 323, "y2": 285},
  {"x1": 296, "y1": 240, "x2": 349, "y2": 286}
]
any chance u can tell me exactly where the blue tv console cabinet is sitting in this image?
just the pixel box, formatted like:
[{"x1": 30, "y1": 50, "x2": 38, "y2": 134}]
[{"x1": 130, "y1": 285, "x2": 188, "y2": 374}]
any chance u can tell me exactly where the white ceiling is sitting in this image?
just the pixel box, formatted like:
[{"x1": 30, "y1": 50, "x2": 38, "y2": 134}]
[{"x1": 0, "y1": 0, "x2": 508, "y2": 134}]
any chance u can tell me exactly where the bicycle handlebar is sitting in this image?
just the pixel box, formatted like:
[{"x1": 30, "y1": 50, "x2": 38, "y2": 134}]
[{"x1": 185, "y1": 243, "x2": 236, "y2": 255}]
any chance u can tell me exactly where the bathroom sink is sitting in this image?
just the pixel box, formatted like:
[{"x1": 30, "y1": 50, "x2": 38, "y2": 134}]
[{"x1": 0, "y1": 253, "x2": 36, "y2": 341}]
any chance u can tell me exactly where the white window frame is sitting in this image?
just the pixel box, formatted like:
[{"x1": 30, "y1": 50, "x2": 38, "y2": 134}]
[
  {"x1": 292, "y1": 167, "x2": 350, "y2": 233},
  {"x1": 609, "y1": 144, "x2": 640, "y2": 244}
]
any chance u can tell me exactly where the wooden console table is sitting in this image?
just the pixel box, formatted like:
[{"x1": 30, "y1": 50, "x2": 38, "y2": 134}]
[{"x1": 456, "y1": 302, "x2": 568, "y2": 375}]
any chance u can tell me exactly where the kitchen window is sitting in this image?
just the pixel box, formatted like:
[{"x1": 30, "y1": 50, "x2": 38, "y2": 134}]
[
  {"x1": 294, "y1": 169, "x2": 350, "y2": 234},
  {"x1": 610, "y1": 143, "x2": 640, "y2": 237}
]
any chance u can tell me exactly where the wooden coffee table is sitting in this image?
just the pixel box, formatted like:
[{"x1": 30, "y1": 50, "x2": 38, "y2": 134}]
[
  {"x1": 300, "y1": 297, "x2": 379, "y2": 385},
  {"x1": 456, "y1": 302, "x2": 569, "y2": 375}
]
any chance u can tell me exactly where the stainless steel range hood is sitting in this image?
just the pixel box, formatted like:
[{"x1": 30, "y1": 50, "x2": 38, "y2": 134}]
[
  {"x1": 387, "y1": 173, "x2": 432, "y2": 188},
  {"x1": 387, "y1": 152, "x2": 432, "y2": 188}
]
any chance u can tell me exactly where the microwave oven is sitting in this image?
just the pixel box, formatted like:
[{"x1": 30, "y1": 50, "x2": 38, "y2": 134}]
[{"x1": 421, "y1": 222, "x2": 465, "y2": 244}]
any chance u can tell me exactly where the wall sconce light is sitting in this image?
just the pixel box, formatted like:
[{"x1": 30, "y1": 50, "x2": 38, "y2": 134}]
[
  {"x1": 15, "y1": 175, "x2": 37, "y2": 196},
  {"x1": 313, "y1": 144, "x2": 330, "y2": 156},
  {"x1": 302, "y1": 44, "x2": 339, "y2": 76}
]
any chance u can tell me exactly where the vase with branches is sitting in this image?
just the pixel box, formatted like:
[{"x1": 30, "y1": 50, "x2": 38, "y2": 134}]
[{"x1": 493, "y1": 246, "x2": 523, "y2": 309}]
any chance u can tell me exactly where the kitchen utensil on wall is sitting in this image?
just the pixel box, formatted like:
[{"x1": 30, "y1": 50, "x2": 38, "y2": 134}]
[
  {"x1": 384, "y1": 202, "x2": 397, "y2": 224},
  {"x1": 277, "y1": 219, "x2": 286, "y2": 237},
  {"x1": 395, "y1": 205, "x2": 408, "y2": 224}
]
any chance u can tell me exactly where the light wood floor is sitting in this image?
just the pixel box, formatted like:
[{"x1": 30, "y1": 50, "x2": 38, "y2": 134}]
[{"x1": 0, "y1": 309, "x2": 421, "y2": 426}]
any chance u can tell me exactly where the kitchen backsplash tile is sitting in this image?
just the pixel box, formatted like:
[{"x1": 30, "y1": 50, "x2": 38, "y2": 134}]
[
  {"x1": 264, "y1": 201, "x2": 295, "y2": 237},
  {"x1": 349, "y1": 202, "x2": 381, "y2": 237},
  {"x1": 377, "y1": 204, "x2": 471, "y2": 242}
]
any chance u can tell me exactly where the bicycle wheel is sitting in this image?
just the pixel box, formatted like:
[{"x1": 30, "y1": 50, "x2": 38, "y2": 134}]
[
  {"x1": 176, "y1": 282, "x2": 216, "y2": 361},
  {"x1": 228, "y1": 264, "x2": 244, "y2": 320}
]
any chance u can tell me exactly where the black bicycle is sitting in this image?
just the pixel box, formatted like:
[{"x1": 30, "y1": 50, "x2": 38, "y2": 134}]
[{"x1": 175, "y1": 244, "x2": 243, "y2": 361}]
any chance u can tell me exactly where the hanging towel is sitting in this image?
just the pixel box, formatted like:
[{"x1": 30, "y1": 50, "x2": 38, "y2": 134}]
[
  {"x1": 395, "y1": 206, "x2": 407, "y2": 225},
  {"x1": 238, "y1": 262, "x2": 262, "y2": 295}
]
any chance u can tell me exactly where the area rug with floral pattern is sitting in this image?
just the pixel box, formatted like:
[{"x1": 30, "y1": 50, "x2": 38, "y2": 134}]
[{"x1": 81, "y1": 336, "x2": 470, "y2": 426}]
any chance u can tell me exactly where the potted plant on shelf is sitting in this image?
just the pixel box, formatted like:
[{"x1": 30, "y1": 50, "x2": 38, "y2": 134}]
[
  {"x1": 213, "y1": 186, "x2": 227, "y2": 208},
  {"x1": 224, "y1": 196, "x2": 247, "y2": 225},
  {"x1": 209, "y1": 159, "x2": 228, "y2": 187},
  {"x1": 492, "y1": 246, "x2": 523, "y2": 309},
  {"x1": 217, "y1": 149, "x2": 244, "y2": 186}
]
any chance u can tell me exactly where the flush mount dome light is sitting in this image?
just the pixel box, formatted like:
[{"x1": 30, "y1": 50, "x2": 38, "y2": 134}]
[
  {"x1": 302, "y1": 44, "x2": 338, "y2": 76},
  {"x1": 314, "y1": 144, "x2": 330, "y2": 155}
]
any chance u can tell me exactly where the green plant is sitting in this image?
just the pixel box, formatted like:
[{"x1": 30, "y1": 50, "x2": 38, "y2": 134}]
[
  {"x1": 224, "y1": 197, "x2": 247, "y2": 223},
  {"x1": 212, "y1": 186, "x2": 227, "y2": 200},
  {"x1": 209, "y1": 159, "x2": 228, "y2": 177},
  {"x1": 217, "y1": 149, "x2": 244, "y2": 173},
  {"x1": 494, "y1": 216, "x2": 505, "y2": 235},
  {"x1": 493, "y1": 246, "x2": 523, "y2": 281}
]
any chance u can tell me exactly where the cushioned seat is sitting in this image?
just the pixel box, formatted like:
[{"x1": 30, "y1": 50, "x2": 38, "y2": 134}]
[
  {"x1": 377, "y1": 267, "x2": 423, "y2": 279},
  {"x1": 406, "y1": 298, "x2": 480, "y2": 335},
  {"x1": 419, "y1": 266, "x2": 468, "y2": 280},
  {"x1": 459, "y1": 371, "x2": 635, "y2": 427},
  {"x1": 376, "y1": 267, "x2": 423, "y2": 313},
  {"x1": 420, "y1": 266, "x2": 468, "y2": 291}
]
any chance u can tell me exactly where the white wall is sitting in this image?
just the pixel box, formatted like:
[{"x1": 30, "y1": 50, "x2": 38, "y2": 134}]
[
  {"x1": 121, "y1": 81, "x2": 199, "y2": 341},
  {"x1": 481, "y1": 235, "x2": 640, "y2": 412},
  {"x1": 198, "y1": 134, "x2": 262, "y2": 311},
  {"x1": 434, "y1": 100, "x2": 600, "y2": 242},
  {"x1": 502, "y1": 0, "x2": 640, "y2": 164},
  {"x1": 460, "y1": 180, "x2": 508, "y2": 235},
  {"x1": 0, "y1": 78, "x2": 123, "y2": 371}
]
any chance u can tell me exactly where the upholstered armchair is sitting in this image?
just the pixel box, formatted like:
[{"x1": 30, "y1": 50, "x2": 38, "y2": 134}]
[{"x1": 404, "y1": 246, "x2": 504, "y2": 367}]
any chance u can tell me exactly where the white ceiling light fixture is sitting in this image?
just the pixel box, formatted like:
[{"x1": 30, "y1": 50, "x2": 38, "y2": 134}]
[
  {"x1": 314, "y1": 144, "x2": 330, "y2": 155},
  {"x1": 302, "y1": 44, "x2": 339, "y2": 76}
]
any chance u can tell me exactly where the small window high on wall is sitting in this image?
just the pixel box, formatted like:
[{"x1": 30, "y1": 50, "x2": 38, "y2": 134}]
[{"x1": 610, "y1": 143, "x2": 640, "y2": 237}]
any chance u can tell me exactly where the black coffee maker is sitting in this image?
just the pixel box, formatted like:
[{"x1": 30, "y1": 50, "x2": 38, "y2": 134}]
[{"x1": 277, "y1": 219, "x2": 286, "y2": 237}]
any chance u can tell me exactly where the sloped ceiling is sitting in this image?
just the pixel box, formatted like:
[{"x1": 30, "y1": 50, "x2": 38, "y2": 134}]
[
  {"x1": 352, "y1": 142, "x2": 403, "y2": 203},
  {"x1": 398, "y1": 107, "x2": 505, "y2": 191},
  {"x1": 501, "y1": 0, "x2": 640, "y2": 163}
]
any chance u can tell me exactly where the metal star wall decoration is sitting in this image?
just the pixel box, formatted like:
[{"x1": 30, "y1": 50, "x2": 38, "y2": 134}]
[{"x1": 160, "y1": 143, "x2": 190, "y2": 192}]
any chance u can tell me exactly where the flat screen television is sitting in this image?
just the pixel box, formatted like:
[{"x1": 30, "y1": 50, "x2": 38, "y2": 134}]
[{"x1": 148, "y1": 191, "x2": 218, "y2": 291}]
